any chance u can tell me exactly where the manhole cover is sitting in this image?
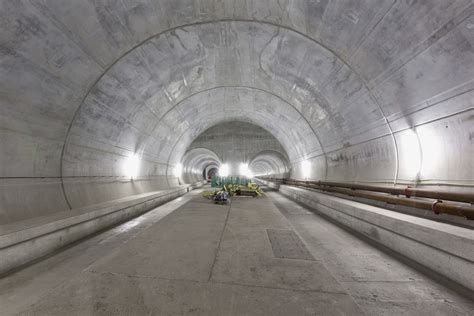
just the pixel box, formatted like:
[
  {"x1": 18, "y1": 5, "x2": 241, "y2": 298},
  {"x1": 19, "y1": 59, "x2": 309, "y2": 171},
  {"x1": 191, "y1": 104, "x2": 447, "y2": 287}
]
[{"x1": 267, "y1": 229, "x2": 315, "y2": 261}]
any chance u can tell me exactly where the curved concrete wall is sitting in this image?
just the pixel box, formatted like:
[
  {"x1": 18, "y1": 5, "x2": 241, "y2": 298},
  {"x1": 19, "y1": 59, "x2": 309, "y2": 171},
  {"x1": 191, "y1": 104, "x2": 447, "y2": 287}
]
[
  {"x1": 180, "y1": 148, "x2": 221, "y2": 184},
  {"x1": 1, "y1": 1, "x2": 473, "y2": 223},
  {"x1": 250, "y1": 150, "x2": 290, "y2": 179}
]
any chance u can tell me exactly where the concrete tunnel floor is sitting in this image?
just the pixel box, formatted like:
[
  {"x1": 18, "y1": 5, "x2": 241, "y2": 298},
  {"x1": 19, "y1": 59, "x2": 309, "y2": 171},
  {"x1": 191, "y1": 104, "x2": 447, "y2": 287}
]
[{"x1": 0, "y1": 187, "x2": 473, "y2": 315}]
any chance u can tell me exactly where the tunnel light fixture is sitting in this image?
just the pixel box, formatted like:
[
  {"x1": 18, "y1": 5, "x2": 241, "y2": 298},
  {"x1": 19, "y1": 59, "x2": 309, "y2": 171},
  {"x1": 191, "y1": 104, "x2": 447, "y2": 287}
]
[
  {"x1": 123, "y1": 153, "x2": 140, "y2": 180},
  {"x1": 239, "y1": 163, "x2": 253, "y2": 178},
  {"x1": 301, "y1": 160, "x2": 311, "y2": 179},
  {"x1": 173, "y1": 163, "x2": 183, "y2": 177},
  {"x1": 219, "y1": 163, "x2": 230, "y2": 177}
]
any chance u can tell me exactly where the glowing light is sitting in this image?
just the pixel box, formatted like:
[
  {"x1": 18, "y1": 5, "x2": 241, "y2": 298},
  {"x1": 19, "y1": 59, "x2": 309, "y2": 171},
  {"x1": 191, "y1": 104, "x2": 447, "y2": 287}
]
[
  {"x1": 173, "y1": 163, "x2": 183, "y2": 177},
  {"x1": 399, "y1": 129, "x2": 422, "y2": 178},
  {"x1": 123, "y1": 154, "x2": 140, "y2": 179},
  {"x1": 301, "y1": 160, "x2": 311, "y2": 179},
  {"x1": 419, "y1": 129, "x2": 441, "y2": 176},
  {"x1": 239, "y1": 163, "x2": 253, "y2": 178},
  {"x1": 219, "y1": 163, "x2": 229, "y2": 177}
]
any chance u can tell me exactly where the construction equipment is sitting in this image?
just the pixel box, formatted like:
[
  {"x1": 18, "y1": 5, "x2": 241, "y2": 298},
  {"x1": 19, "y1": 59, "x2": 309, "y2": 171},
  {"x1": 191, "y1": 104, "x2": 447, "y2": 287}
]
[
  {"x1": 210, "y1": 175, "x2": 252, "y2": 188},
  {"x1": 213, "y1": 191, "x2": 230, "y2": 204},
  {"x1": 202, "y1": 182, "x2": 264, "y2": 204}
]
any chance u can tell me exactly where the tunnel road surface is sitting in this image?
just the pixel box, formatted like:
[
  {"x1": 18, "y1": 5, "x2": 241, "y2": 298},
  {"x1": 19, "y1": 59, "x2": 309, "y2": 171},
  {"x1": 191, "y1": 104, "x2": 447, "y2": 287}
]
[{"x1": 0, "y1": 188, "x2": 472, "y2": 315}]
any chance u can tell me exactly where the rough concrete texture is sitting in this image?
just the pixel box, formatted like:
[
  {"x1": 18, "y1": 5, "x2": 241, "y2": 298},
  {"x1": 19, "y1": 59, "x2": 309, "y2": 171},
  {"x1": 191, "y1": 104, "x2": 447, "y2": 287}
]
[
  {"x1": 1, "y1": 1, "x2": 473, "y2": 224},
  {"x1": 274, "y1": 184, "x2": 474, "y2": 292},
  {"x1": 0, "y1": 189, "x2": 472, "y2": 315},
  {"x1": 0, "y1": 181, "x2": 205, "y2": 276}
]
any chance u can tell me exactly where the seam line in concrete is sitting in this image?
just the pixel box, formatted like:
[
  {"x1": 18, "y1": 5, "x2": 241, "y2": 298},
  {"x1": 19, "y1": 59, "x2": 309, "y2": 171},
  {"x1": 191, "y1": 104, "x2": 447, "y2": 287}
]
[
  {"x1": 210, "y1": 280, "x2": 348, "y2": 295},
  {"x1": 207, "y1": 199, "x2": 232, "y2": 282},
  {"x1": 268, "y1": 191, "x2": 369, "y2": 315},
  {"x1": 85, "y1": 269, "x2": 348, "y2": 295}
]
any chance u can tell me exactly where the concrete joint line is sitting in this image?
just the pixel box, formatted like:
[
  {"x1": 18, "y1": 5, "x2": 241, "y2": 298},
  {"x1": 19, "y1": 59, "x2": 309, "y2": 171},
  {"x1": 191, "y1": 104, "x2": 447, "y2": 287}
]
[
  {"x1": 207, "y1": 200, "x2": 232, "y2": 282},
  {"x1": 209, "y1": 279, "x2": 348, "y2": 295}
]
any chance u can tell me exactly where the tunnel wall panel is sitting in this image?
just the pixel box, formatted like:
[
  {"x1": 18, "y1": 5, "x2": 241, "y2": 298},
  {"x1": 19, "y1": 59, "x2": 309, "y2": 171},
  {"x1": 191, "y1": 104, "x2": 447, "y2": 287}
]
[
  {"x1": 62, "y1": 176, "x2": 177, "y2": 210},
  {"x1": 325, "y1": 136, "x2": 396, "y2": 184},
  {"x1": 0, "y1": 178, "x2": 69, "y2": 224}
]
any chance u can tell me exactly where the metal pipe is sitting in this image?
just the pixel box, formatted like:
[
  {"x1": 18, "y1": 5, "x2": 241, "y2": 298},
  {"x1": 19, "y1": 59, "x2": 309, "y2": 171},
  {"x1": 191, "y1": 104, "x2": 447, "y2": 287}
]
[
  {"x1": 259, "y1": 177, "x2": 474, "y2": 219},
  {"x1": 262, "y1": 178, "x2": 474, "y2": 204},
  {"x1": 317, "y1": 181, "x2": 474, "y2": 204},
  {"x1": 310, "y1": 185, "x2": 474, "y2": 219}
]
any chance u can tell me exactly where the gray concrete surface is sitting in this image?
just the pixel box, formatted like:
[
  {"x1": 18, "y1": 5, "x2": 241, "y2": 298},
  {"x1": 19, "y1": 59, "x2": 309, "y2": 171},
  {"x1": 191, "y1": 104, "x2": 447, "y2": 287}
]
[
  {"x1": 1, "y1": 2, "x2": 473, "y2": 312},
  {"x1": 2, "y1": 1, "x2": 473, "y2": 225},
  {"x1": 268, "y1": 191, "x2": 474, "y2": 315},
  {"x1": 0, "y1": 181, "x2": 206, "y2": 276},
  {"x1": 0, "y1": 189, "x2": 472, "y2": 315},
  {"x1": 273, "y1": 184, "x2": 474, "y2": 292}
]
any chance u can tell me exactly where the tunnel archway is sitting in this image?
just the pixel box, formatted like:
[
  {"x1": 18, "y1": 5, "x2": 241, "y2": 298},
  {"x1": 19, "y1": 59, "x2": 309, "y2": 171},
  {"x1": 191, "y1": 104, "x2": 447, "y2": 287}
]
[
  {"x1": 180, "y1": 148, "x2": 221, "y2": 185},
  {"x1": 249, "y1": 150, "x2": 290, "y2": 178},
  {"x1": 1, "y1": 2, "x2": 473, "y2": 224},
  {"x1": 183, "y1": 120, "x2": 290, "y2": 179},
  {"x1": 205, "y1": 167, "x2": 218, "y2": 181},
  {"x1": 1, "y1": 2, "x2": 474, "y2": 310}
]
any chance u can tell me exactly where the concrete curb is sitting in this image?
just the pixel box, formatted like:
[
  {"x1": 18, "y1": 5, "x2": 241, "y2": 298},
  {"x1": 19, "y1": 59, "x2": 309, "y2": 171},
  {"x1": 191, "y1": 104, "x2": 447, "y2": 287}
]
[
  {"x1": 0, "y1": 181, "x2": 206, "y2": 276},
  {"x1": 259, "y1": 180, "x2": 474, "y2": 291}
]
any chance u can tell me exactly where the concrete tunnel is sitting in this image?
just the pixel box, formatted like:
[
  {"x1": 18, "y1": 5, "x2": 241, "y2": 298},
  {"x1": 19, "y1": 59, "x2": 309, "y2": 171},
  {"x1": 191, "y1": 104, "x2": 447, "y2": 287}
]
[{"x1": 0, "y1": 1, "x2": 473, "y2": 314}]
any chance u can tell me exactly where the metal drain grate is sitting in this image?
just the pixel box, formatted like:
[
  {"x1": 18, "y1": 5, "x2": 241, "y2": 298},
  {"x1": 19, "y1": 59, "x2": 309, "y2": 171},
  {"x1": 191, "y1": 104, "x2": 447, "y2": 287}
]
[{"x1": 267, "y1": 229, "x2": 315, "y2": 261}]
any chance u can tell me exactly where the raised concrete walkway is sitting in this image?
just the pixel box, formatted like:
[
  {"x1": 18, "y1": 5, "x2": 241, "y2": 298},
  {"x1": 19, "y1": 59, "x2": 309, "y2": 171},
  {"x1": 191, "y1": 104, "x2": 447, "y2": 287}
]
[{"x1": 0, "y1": 188, "x2": 472, "y2": 315}]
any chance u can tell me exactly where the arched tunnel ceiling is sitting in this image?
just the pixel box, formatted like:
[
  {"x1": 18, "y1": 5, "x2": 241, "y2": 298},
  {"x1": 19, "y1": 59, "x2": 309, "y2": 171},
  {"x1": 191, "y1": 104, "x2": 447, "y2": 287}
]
[
  {"x1": 65, "y1": 20, "x2": 345, "y2": 173},
  {"x1": 1, "y1": 1, "x2": 474, "y2": 221},
  {"x1": 62, "y1": 16, "x2": 474, "y2": 182}
]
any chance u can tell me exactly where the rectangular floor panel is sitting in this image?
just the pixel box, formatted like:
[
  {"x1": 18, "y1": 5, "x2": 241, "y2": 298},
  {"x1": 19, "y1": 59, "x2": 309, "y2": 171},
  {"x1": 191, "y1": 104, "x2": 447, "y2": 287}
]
[
  {"x1": 267, "y1": 229, "x2": 315, "y2": 261},
  {"x1": 209, "y1": 197, "x2": 347, "y2": 293}
]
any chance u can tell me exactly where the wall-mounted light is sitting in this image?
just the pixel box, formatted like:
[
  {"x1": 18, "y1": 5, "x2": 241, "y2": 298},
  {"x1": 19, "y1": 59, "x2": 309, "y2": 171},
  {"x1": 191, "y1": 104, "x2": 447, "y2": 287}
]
[
  {"x1": 173, "y1": 163, "x2": 183, "y2": 177},
  {"x1": 301, "y1": 160, "x2": 311, "y2": 179},
  {"x1": 219, "y1": 163, "x2": 229, "y2": 177},
  {"x1": 123, "y1": 153, "x2": 140, "y2": 180}
]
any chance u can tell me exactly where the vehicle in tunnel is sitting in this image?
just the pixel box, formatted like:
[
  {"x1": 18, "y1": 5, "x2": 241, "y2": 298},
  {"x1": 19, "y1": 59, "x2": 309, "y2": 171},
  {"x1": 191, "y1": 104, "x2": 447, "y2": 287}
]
[{"x1": 0, "y1": 0, "x2": 473, "y2": 314}]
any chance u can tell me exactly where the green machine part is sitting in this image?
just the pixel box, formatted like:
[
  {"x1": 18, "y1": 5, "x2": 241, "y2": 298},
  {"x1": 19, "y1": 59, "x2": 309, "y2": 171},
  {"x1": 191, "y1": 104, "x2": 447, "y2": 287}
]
[
  {"x1": 211, "y1": 175, "x2": 219, "y2": 187},
  {"x1": 211, "y1": 176, "x2": 253, "y2": 187}
]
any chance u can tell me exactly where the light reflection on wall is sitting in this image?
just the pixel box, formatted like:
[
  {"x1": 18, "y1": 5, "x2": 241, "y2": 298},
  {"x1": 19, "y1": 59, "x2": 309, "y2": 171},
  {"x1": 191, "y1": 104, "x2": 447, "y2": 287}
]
[
  {"x1": 399, "y1": 129, "x2": 422, "y2": 180},
  {"x1": 239, "y1": 163, "x2": 253, "y2": 178},
  {"x1": 219, "y1": 163, "x2": 230, "y2": 177},
  {"x1": 123, "y1": 154, "x2": 140, "y2": 180},
  {"x1": 301, "y1": 160, "x2": 311, "y2": 179},
  {"x1": 173, "y1": 163, "x2": 183, "y2": 177},
  {"x1": 419, "y1": 129, "x2": 441, "y2": 178}
]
